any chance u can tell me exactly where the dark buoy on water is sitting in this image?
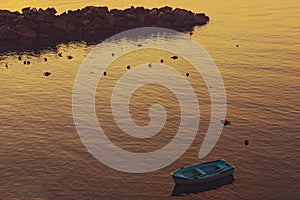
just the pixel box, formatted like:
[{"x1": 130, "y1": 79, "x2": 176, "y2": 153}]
[
  {"x1": 67, "y1": 55, "x2": 73, "y2": 60},
  {"x1": 244, "y1": 139, "x2": 249, "y2": 146},
  {"x1": 189, "y1": 32, "x2": 193, "y2": 35},
  {"x1": 112, "y1": 53, "x2": 115, "y2": 57},
  {"x1": 236, "y1": 44, "x2": 239, "y2": 47},
  {"x1": 26, "y1": 61, "x2": 30, "y2": 65},
  {"x1": 221, "y1": 119, "x2": 231, "y2": 126},
  {"x1": 186, "y1": 72, "x2": 190, "y2": 77},
  {"x1": 23, "y1": 61, "x2": 26, "y2": 65},
  {"x1": 171, "y1": 55, "x2": 178, "y2": 60},
  {"x1": 127, "y1": 65, "x2": 130, "y2": 70},
  {"x1": 44, "y1": 58, "x2": 48, "y2": 62},
  {"x1": 43, "y1": 72, "x2": 51, "y2": 76},
  {"x1": 18, "y1": 56, "x2": 21, "y2": 61},
  {"x1": 5, "y1": 63, "x2": 8, "y2": 69},
  {"x1": 58, "y1": 52, "x2": 62, "y2": 57},
  {"x1": 103, "y1": 71, "x2": 107, "y2": 76},
  {"x1": 148, "y1": 63, "x2": 152, "y2": 68},
  {"x1": 160, "y1": 59, "x2": 164, "y2": 63}
]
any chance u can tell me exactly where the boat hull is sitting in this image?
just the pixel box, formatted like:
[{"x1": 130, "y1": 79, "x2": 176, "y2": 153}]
[{"x1": 171, "y1": 160, "x2": 235, "y2": 185}]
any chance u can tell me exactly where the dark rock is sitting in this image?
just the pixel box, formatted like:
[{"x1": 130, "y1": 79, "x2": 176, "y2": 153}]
[
  {"x1": 141, "y1": 14, "x2": 152, "y2": 26},
  {"x1": 46, "y1": 7, "x2": 57, "y2": 16},
  {"x1": 110, "y1": 9, "x2": 123, "y2": 17},
  {"x1": 22, "y1": 7, "x2": 31, "y2": 14},
  {"x1": 173, "y1": 8, "x2": 188, "y2": 21},
  {"x1": 66, "y1": 22, "x2": 78, "y2": 34},
  {"x1": 53, "y1": 17, "x2": 67, "y2": 31},
  {"x1": 44, "y1": 15, "x2": 54, "y2": 23},
  {"x1": 29, "y1": 7, "x2": 38, "y2": 14},
  {"x1": 0, "y1": 25, "x2": 19, "y2": 40},
  {"x1": 15, "y1": 25, "x2": 37, "y2": 38},
  {"x1": 105, "y1": 14, "x2": 115, "y2": 26},
  {"x1": 38, "y1": 22, "x2": 53, "y2": 34},
  {"x1": 126, "y1": 20, "x2": 136, "y2": 28},
  {"x1": 115, "y1": 16, "x2": 127, "y2": 28},
  {"x1": 38, "y1": 33, "x2": 51, "y2": 39},
  {"x1": 125, "y1": 13, "x2": 137, "y2": 21},
  {"x1": 149, "y1": 8, "x2": 158, "y2": 18},
  {"x1": 0, "y1": 6, "x2": 209, "y2": 53},
  {"x1": 158, "y1": 6, "x2": 173, "y2": 13},
  {"x1": 194, "y1": 13, "x2": 209, "y2": 25},
  {"x1": 18, "y1": 19, "x2": 38, "y2": 29}
]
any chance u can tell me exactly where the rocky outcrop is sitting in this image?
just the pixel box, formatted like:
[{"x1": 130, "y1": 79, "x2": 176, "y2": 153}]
[{"x1": 0, "y1": 6, "x2": 209, "y2": 52}]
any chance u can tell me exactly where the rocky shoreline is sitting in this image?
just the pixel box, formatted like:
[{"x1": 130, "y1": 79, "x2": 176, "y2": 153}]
[{"x1": 0, "y1": 6, "x2": 209, "y2": 53}]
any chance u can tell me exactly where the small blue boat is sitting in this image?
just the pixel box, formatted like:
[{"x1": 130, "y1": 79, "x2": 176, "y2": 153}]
[{"x1": 171, "y1": 159, "x2": 235, "y2": 185}]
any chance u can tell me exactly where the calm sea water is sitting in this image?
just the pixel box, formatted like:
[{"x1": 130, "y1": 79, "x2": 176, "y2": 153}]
[{"x1": 0, "y1": 0, "x2": 299, "y2": 199}]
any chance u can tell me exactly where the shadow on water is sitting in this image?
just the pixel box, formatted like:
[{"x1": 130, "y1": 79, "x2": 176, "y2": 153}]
[{"x1": 171, "y1": 174, "x2": 235, "y2": 196}]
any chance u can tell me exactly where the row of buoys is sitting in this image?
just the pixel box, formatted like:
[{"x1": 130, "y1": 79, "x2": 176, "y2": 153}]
[
  {"x1": 23, "y1": 60, "x2": 30, "y2": 65},
  {"x1": 160, "y1": 55, "x2": 178, "y2": 62},
  {"x1": 58, "y1": 52, "x2": 73, "y2": 60},
  {"x1": 113, "y1": 63, "x2": 190, "y2": 77},
  {"x1": 3, "y1": 51, "x2": 74, "y2": 79},
  {"x1": 18, "y1": 55, "x2": 48, "y2": 63}
]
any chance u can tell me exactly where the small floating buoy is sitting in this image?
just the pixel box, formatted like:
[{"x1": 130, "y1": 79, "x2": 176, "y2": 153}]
[
  {"x1": 26, "y1": 61, "x2": 30, "y2": 65},
  {"x1": 127, "y1": 65, "x2": 130, "y2": 70},
  {"x1": 160, "y1": 59, "x2": 164, "y2": 63},
  {"x1": 189, "y1": 32, "x2": 193, "y2": 36},
  {"x1": 186, "y1": 72, "x2": 190, "y2": 77},
  {"x1": 18, "y1": 56, "x2": 21, "y2": 61},
  {"x1": 112, "y1": 53, "x2": 114, "y2": 57},
  {"x1": 236, "y1": 44, "x2": 239, "y2": 47},
  {"x1": 43, "y1": 72, "x2": 51, "y2": 76},
  {"x1": 222, "y1": 118, "x2": 231, "y2": 126},
  {"x1": 5, "y1": 63, "x2": 8, "y2": 69},
  {"x1": 58, "y1": 52, "x2": 62, "y2": 57},
  {"x1": 103, "y1": 71, "x2": 107, "y2": 76},
  {"x1": 67, "y1": 55, "x2": 73, "y2": 60},
  {"x1": 148, "y1": 63, "x2": 152, "y2": 68},
  {"x1": 44, "y1": 58, "x2": 47, "y2": 62},
  {"x1": 171, "y1": 55, "x2": 178, "y2": 60},
  {"x1": 244, "y1": 139, "x2": 249, "y2": 146},
  {"x1": 23, "y1": 61, "x2": 26, "y2": 65},
  {"x1": 137, "y1": 44, "x2": 142, "y2": 47}
]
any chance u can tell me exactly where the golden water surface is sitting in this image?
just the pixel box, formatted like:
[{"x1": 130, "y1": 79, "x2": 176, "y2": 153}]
[{"x1": 0, "y1": 0, "x2": 299, "y2": 199}]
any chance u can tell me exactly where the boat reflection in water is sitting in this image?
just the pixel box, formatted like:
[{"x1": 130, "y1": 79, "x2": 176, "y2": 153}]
[{"x1": 172, "y1": 174, "x2": 235, "y2": 196}]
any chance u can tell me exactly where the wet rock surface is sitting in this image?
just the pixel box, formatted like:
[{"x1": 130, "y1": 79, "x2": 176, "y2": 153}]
[{"x1": 0, "y1": 6, "x2": 209, "y2": 53}]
